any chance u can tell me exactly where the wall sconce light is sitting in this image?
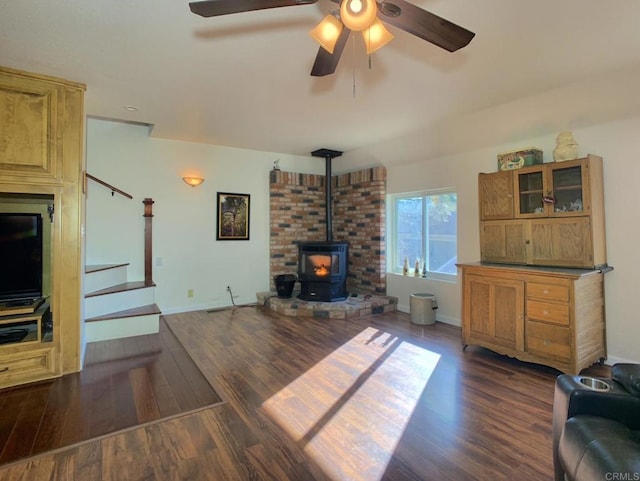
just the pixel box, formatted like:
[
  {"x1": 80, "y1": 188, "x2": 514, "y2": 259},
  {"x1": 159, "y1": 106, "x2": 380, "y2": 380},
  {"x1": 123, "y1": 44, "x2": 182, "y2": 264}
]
[{"x1": 183, "y1": 176, "x2": 204, "y2": 187}]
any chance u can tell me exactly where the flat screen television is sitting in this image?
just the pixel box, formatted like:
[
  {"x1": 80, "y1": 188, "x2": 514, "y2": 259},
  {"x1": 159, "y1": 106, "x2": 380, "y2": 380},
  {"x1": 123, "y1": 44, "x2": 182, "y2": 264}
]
[{"x1": 0, "y1": 213, "x2": 43, "y2": 302}]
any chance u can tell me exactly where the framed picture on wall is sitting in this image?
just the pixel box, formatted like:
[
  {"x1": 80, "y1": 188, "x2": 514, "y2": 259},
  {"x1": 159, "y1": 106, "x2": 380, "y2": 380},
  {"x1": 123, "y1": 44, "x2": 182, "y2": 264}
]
[{"x1": 216, "y1": 192, "x2": 250, "y2": 240}]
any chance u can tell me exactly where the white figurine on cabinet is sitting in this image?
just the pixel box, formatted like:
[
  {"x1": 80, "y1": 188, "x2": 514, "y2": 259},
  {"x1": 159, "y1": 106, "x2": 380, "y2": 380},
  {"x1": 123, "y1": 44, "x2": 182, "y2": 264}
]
[{"x1": 553, "y1": 131, "x2": 579, "y2": 162}]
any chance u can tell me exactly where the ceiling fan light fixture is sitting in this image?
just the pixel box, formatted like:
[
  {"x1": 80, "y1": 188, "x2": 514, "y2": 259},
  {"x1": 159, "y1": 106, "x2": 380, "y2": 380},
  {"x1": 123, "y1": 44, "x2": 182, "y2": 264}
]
[
  {"x1": 340, "y1": 0, "x2": 377, "y2": 31},
  {"x1": 363, "y1": 18, "x2": 394, "y2": 54},
  {"x1": 309, "y1": 14, "x2": 343, "y2": 54}
]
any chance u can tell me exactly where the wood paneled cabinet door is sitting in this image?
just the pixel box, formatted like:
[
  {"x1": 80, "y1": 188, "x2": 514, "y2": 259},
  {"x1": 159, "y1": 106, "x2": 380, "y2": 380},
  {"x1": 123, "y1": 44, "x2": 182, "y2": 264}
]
[
  {"x1": 0, "y1": 70, "x2": 67, "y2": 182},
  {"x1": 462, "y1": 273, "x2": 524, "y2": 352},
  {"x1": 479, "y1": 170, "x2": 514, "y2": 220},
  {"x1": 528, "y1": 217, "x2": 594, "y2": 267},
  {"x1": 480, "y1": 220, "x2": 527, "y2": 264}
]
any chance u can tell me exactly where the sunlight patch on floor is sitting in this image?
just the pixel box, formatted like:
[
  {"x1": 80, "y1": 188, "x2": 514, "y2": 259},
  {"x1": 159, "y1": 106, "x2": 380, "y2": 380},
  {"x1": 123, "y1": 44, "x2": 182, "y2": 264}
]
[{"x1": 261, "y1": 327, "x2": 440, "y2": 481}]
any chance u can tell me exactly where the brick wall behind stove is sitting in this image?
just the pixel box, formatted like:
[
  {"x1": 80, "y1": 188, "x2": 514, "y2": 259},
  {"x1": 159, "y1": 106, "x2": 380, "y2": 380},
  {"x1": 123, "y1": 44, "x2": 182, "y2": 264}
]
[
  {"x1": 333, "y1": 167, "x2": 386, "y2": 295},
  {"x1": 269, "y1": 167, "x2": 386, "y2": 295}
]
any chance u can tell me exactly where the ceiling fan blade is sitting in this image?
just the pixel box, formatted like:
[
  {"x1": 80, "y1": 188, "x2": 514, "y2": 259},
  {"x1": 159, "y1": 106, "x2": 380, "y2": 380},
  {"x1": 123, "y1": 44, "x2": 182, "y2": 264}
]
[
  {"x1": 378, "y1": 0, "x2": 475, "y2": 52},
  {"x1": 189, "y1": 0, "x2": 317, "y2": 17},
  {"x1": 310, "y1": 27, "x2": 351, "y2": 77}
]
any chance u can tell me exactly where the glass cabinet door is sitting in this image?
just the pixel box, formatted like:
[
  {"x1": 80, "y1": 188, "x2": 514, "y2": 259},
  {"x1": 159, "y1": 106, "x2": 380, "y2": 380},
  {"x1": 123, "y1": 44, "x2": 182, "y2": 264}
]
[
  {"x1": 515, "y1": 168, "x2": 545, "y2": 216},
  {"x1": 515, "y1": 159, "x2": 589, "y2": 218},
  {"x1": 549, "y1": 163, "x2": 585, "y2": 215}
]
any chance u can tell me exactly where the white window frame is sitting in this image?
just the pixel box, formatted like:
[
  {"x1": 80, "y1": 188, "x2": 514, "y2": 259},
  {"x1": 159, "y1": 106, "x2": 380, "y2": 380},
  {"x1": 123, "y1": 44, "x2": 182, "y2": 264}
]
[{"x1": 387, "y1": 188, "x2": 458, "y2": 282}]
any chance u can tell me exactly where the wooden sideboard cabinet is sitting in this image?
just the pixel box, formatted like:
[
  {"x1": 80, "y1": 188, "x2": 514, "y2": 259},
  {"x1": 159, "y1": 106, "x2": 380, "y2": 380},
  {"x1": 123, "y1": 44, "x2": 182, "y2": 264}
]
[
  {"x1": 459, "y1": 262, "x2": 607, "y2": 374},
  {"x1": 478, "y1": 155, "x2": 606, "y2": 269},
  {"x1": 0, "y1": 66, "x2": 85, "y2": 387}
]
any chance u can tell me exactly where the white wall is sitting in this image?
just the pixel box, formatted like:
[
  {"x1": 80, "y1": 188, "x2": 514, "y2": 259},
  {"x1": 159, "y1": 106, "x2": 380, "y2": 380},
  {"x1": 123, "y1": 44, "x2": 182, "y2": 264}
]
[
  {"x1": 86, "y1": 118, "x2": 322, "y2": 314},
  {"x1": 339, "y1": 76, "x2": 640, "y2": 364},
  {"x1": 86, "y1": 63, "x2": 640, "y2": 365}
]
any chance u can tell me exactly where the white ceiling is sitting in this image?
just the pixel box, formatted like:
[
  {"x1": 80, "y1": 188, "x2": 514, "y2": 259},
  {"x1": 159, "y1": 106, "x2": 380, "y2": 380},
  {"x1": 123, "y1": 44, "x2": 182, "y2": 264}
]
[{"x1": 2, "y1": 0, "x2": 640, "y2": 157}]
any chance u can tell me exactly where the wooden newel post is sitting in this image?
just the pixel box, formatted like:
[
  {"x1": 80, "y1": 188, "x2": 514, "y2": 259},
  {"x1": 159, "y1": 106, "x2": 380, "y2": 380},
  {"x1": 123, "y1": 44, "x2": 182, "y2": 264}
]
[{"x1": 143, "y1": 198, "x2": 154, "y2": 283}]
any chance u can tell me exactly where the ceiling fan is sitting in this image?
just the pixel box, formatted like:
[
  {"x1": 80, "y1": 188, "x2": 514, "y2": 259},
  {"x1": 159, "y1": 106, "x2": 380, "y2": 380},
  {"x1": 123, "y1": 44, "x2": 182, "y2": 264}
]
[{"x1": 189, "y1": 0, "x2": 475, "y2": 77}]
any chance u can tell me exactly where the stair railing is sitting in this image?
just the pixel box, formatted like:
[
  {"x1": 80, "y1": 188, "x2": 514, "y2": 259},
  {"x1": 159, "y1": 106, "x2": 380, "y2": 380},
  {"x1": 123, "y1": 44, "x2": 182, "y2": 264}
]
[
  {"x1": 85, "y1": 172, "x2": 133, "y2": 199},
  {"x1": 85, "y1": 173, "x2": 154, "y2": 284}
]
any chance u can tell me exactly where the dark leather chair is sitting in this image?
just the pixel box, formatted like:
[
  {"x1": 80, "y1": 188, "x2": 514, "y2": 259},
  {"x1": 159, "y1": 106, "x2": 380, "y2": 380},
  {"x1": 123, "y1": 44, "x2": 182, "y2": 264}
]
[{"x1": 552, "y1": 364, "x2": 640, "y2": 481}]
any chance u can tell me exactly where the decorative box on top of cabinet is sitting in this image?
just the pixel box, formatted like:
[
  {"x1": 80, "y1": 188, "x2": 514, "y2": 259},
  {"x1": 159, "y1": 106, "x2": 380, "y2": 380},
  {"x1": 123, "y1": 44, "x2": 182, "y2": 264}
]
[
  {"x1": 478, "y1": 155, "x2": 606, "y2": 269},
  {"x1": 458, "y1": 262, "x2": 606, "y2": 374}
]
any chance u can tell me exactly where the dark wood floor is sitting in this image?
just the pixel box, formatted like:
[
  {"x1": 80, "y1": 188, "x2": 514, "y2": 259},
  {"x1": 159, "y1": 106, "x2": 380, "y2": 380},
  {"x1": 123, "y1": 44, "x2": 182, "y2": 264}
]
[
  {"x1": 0, "y1": 317, "x2": 222, "y2": 466},
  {"x1": 0, "y1": 307, "x2": 610, "y2": 480}
]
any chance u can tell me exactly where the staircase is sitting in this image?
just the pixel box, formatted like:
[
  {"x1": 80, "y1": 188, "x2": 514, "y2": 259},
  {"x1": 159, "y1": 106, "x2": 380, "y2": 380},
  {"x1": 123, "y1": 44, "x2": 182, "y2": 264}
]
[
  {"x1": 83, "y1": 181, "x2": 159, "y2": 343},
  {"x1": 84, "y1": 263, "x2": 161, "y2": 342}
]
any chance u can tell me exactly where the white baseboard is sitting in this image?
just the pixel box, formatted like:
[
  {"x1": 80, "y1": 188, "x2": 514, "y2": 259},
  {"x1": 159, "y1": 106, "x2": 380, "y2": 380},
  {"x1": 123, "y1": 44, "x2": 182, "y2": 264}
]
[{"x1": 603, "y1": 354, "x2": 640, "y2": 366}]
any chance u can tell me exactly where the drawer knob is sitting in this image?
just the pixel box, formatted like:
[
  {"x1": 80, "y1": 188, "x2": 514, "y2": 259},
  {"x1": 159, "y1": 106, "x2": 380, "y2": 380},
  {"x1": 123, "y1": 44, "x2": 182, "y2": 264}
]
[{"x1": 543, "y1": 340, "x2": 551, "y2": 345}]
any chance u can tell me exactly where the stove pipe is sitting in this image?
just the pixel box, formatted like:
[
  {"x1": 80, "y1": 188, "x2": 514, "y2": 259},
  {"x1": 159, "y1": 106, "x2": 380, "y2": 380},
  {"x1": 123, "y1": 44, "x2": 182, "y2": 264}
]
[{"x1": 311, "y1": 148, "x2": 343, "y2": 242}]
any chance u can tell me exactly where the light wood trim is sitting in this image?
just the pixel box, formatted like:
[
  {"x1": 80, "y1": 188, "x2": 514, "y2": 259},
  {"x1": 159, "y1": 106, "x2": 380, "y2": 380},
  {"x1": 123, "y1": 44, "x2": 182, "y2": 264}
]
[{"x1": 584, "y1": 155, "x2": 607, "y2": 266}]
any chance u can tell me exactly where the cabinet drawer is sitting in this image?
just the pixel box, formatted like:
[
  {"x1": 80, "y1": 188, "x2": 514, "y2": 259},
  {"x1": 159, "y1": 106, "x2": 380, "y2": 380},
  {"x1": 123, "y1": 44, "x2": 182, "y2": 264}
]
[
  {"x1": 526, "y1": 321, "x2": 571, "y2": 360},
  {"x1": 0, "y1": 347, "x2": 56, "y2": 388},
  {"x1": 526, "y1": 299, "x2": 569, "y2": 325},
  {"x1": 527, "y1": 282, "x2": 569, "y2": 302}
]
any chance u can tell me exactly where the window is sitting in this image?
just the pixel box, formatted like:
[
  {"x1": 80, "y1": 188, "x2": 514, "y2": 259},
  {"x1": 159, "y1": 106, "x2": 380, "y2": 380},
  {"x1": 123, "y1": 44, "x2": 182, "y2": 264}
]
[{"x1": 387, "y1": 189, "x2": 457, "y2": 280}]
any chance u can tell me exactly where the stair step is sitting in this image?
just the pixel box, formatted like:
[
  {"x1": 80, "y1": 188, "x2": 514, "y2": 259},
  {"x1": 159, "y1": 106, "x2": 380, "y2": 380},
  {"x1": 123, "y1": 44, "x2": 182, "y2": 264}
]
[
  {"x1": 85, "y1": 280, "x2": 156, "y2": 298},
  {"x1": 85, "y1": 263, "x2": 130, "y2": 274},
  {"x1": 85, "y1": 311, "x2": 161, "y2": 342},
  {"x1": 85, "y1": 303, "x2": 161, "y2": 323},
  {"x1": 84, "y1": 283, "x2": 156, "y2": 319},
  {"x1": 84, "y1": 264, "x2": 130, "y2": 294}
]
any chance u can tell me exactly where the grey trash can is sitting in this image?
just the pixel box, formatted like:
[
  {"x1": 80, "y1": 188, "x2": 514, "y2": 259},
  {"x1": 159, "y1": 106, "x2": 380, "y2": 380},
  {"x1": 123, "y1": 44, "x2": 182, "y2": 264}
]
[{"x1": 410, "y1": 293, "x2": 438, "y2": 325}]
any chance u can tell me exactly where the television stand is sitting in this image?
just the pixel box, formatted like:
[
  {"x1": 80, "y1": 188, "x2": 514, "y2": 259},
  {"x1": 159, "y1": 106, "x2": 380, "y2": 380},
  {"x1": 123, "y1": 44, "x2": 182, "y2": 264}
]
[{"x1": 0, "y1": 298, "x2": 45, "y2": 317}]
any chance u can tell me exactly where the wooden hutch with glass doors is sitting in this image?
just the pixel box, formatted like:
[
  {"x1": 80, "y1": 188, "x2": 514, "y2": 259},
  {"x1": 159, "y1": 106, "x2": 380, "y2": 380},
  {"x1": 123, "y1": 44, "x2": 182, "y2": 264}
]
[{"x1": 459, "y1": 154, "x2": 609, "y2": 374}]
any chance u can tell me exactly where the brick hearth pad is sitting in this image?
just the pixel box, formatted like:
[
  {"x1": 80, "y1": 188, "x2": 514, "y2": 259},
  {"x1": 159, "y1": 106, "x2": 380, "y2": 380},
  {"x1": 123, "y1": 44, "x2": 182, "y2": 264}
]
[{"x1": 256, "y1": 292, "x2": 398, "y2": 320}]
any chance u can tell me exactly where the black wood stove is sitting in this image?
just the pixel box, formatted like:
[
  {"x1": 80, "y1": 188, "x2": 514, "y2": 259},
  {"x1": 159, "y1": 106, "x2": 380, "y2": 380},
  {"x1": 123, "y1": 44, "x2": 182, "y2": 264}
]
[
  {"x1": 297, "y1": 148, "x2": 348, "y2": 302},
  {"x1": 297, "y1": 241, "x2": 348, "y2": 301}
]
